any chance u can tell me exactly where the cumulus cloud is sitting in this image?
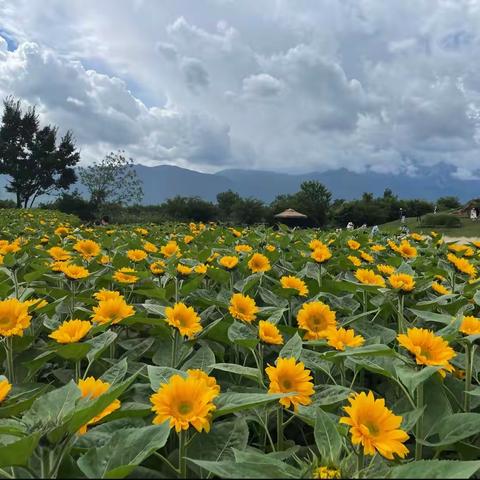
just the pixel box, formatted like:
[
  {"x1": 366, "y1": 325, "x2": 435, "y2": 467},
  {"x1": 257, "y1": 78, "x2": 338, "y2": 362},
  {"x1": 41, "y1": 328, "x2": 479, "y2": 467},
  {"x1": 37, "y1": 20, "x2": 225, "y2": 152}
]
[{"x1": 1, "y1": 0, "x2": 480, "y2": 177}]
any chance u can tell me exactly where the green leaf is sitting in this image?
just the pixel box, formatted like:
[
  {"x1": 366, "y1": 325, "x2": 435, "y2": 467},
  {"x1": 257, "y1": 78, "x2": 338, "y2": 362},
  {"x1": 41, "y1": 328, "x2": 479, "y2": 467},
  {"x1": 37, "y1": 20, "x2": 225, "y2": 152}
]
[
  {"x1": 325, "y1": 344, "x2": 394, "y2": 359},
  {"x1": 188, "y1": 458, "x2": 300, "y2": 479},
  {"x1": 395, "y1": 363, "x2": 439, "y2": 393},
  {"x1": 423, "y1": 413, "x2": 480, "y2": 447},
  {"x1": 77, "y1": 423, "x2": 171, "y2": 478},
  {"x1": 228, "y1": 321, "x2": 258, "y2": 349},
  {"x1": 279, "y1": 333, "x2": 302, "y2": 360},
  {"x1": 22, "y1": 381, "x2": 81, "y2": 432},
  {"x1": 314, "y1": 409, "x2": 343, "y2": 465},
  {"x1": 188, "y1": 418, "x2": 248, "y2": 464},
  {"x1": 214, "y1": 392, "x2": 288, "y2": 418},
  {"x1": 182, "y1": 345, "x2": 216, "y2": 373},
  {"x1": 408, "y1": 308, "x2": 453, "y2": 325},
  {"x1": 211, "y1": 363, "x2": 261, "y2": 382},
  {"x1": 0, "y1": 433, "x2": 41, "y2": 468},
  {"x1": 314, "y1": 385, "x2": 352, "y2": 405},
  {"x1": 147, "y1": 366, "x2": 186, "y2": 391},
  {"x1": 86, "y1": 330, "x2": 117, "y2": 363},
  {"x1": 389, "y1": 460, "x2": 480, "y2": 479},
  {"x1": 55, "y1": 342, "x2": 91, "y2": 360},
  {"x1": 62, "y1": 376, "x2": 136, "y2": 440}
]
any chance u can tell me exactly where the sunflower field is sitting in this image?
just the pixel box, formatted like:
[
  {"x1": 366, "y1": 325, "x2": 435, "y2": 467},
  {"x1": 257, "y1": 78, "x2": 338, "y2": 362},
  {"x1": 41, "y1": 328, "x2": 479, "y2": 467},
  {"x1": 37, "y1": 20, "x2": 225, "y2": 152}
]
[{"x1": 0, "y1": 208, "x2": 479, "y2": 479}]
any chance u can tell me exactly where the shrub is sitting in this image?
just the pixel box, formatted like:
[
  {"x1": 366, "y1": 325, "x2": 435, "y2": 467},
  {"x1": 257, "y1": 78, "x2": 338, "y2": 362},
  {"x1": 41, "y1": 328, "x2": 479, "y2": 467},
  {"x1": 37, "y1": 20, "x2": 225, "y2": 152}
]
[{"x1": 421, "y1": 213, "x2": 462, "y2": 228}]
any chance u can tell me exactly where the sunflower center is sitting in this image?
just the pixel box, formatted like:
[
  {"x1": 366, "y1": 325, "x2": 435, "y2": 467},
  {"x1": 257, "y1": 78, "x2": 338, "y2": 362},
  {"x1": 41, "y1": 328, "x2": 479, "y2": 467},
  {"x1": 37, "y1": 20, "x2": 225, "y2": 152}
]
[
  {"x1": 0, "y1": 316, "x2": 13, "y2": 327},
  {"x1": 178, "y1": 402, "x2": 192, "y2": 415},
  {"x1": 282, "y1": 378, "x2": 293, "y2": 390},
  {"x1": 365, "y1": 421, "x2": 380, "y2": 436},
  {"x1": 419, "y1": 348, "x2": 432, "y2": 359},
  {"x1": 310, "y1": 314, "x2": 325, "y2": 330}
]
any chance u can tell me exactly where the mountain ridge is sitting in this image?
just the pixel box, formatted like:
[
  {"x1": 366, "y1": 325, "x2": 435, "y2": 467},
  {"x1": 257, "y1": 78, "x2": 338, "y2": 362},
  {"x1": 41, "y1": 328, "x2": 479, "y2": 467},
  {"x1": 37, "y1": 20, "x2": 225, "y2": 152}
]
[{"x1": 0, "y1": 163, "x2": 478, "y2": 205}]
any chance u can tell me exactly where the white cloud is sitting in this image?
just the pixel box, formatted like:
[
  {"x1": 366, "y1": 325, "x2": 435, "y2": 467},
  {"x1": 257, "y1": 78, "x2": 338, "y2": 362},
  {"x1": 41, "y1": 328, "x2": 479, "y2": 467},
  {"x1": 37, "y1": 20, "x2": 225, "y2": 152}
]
[{"x1": 1, "y1": 0, "x2": 480, "y2": 178}]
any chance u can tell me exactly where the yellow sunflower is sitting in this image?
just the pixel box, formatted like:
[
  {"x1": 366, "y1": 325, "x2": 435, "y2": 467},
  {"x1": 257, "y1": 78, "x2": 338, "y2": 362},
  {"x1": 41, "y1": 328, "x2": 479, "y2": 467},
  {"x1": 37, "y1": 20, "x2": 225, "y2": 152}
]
[
  {"x1": 348, "y1": 255, "x2": 362, "y2": 267},
  {"x1": 347, "y1": 239, "x2": 361, "y2": 250},
  {"x1": 160, "y1": 241, "x2": 180, "y2": 258},
  {"x1": 0, "y1": 298, "x2": 32, "y2": 337},
  {"x1": 73, "y1": 239, "x2": 101, "y2": 260},
  {"x1": 229, "y1": 293, "x2": 259, "y2": 323},
  {"x1": 127, "y1": 249, "x2": 148, "y2": 262},
  {"x1": 235, "y1": 244, "x2": 252, "y2": 253},
  {"x1": 376, "y1": 264, "x2": 395, "y2": 276},
  {"x1": 313, "y1": 466, "x2": 341, "y2": 479},
  {"x1": 93, "y1": 289, "x2": 123, "y2": 302},
  {"x1": 143, "y1": 241, "x2": 158, "y2": 253},
  {"x1": 397, "y1": 328, "x2": 455, "y2": 375},
  {"x1": 311, "y1": 246, "x2": 332, "y2": 263},
  {"x1": 397, "y1": 240, "x2": 417, "y2": 259},
  {"x1": 355, "y1": 269, "x2": 386, "y2": 287},
  {"x1": 113, "y1": 267, "x2": 138, "y2": 284},
  {"x1": 460, "y1": 316, "x2": 480, "y2": 335},
  {"x1": 177, "y1": 263, "x2": 193, "y2": 275},
  {"x1": 248, "y1": 253, "x2": 271, "y2": 273},
  {"x1": 61, "y1": 264, "x2": 90, "y2": 280},
  {"x1": 297, "y1": 301, "x2": 337, "y2": 340},
  {"x1": 266, "y1": 357, "x2": 314, "y2": 411},
  {"x1": 388, "y1": 273, "x2": 415, "y2": 292},
  {"x1": 150, "y1": 260, "x2": 166, "y2": 275},
  {"x1": 340, "y1": 391, "x2": 409, "y2": 459},
  {"x1": 0, "y1": 379, "x2": 12, "y2": 403},
  {"x1": 92, "y1": 298, "x2": 135, "y2": 325},
  {"x1": 49, "y1": 319, "x2": 92, "y2": 344},
  {"x1": 258, "y1": 320, "x2": 284, "y2": 345},
  {"x1": 77, "y1": 377, "x2": 121, "y2": 434},
  {"x1": 150, "y1": 372, "x2": 219, "y2": 432},
  {"x1": 165, "y1": 303, "x2": 202, "y2": 338},
  {"x1": 280, "y1": 275, "x2": 309, "y2": 296},
  {"x1": 219, "y1": 255, "x2": 239, "y2": 269},
  {"x1": 431, "y1": 281, "x2": 452, "y2": 295},
  {"x1": 327, "y1": 327, "x2": 365, "y2": 351},
  {"x1": 48, "y1": 246, "x2": 71, "y2": 261}
]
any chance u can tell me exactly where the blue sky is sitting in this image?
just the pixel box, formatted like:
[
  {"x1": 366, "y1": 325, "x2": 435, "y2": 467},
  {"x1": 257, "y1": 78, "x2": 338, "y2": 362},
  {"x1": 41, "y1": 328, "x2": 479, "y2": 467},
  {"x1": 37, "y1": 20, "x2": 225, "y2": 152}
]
[{"x1": 0, "y1": 0, "x2": 479, "y2": 179}]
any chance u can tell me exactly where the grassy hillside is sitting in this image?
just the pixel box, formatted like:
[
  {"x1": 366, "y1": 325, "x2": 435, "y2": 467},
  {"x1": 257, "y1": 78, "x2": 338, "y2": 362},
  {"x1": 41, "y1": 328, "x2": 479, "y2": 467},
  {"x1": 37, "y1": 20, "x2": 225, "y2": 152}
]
[{"x1": 381, "y1": 215, "x2": 480, "y2": 237}]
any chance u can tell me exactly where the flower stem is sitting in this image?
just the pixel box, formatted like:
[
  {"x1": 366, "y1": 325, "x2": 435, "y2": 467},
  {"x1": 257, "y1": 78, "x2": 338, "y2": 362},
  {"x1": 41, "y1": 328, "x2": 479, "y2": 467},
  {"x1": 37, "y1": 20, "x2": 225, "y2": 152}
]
[
  {"x1": 276, "y1": 407, "x2": 284, "y2": 451},
  {"x1": 397, "y1": 294, "x2": 405, "y2": 334},
  {"x1": 415, "y1": 383, "x2": 424, "y2": 460},
  {"x1": 178, "y1": 429, "x2": 188, "y2": 479},
  {"x1": 74, "y1": 360, "x2": 81, "y2": 383},
  {"x1": 356, "y1": 448, "x2": 364, "y2": 478},
  {"x1": 171, "y1": 330, "x2": 178, "y2": 368},
  {"x1": 4, "y1": 337, "x2": 14, "y2": 384},
  {"x1": 464, "y1": 343, "x2": 474, "y2": 412}
]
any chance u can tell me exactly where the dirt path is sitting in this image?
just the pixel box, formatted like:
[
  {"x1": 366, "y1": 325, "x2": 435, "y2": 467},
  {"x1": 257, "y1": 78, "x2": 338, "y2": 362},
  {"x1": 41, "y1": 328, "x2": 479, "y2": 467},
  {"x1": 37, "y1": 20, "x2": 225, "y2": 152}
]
[{"x1": 443, "y1": 236, "x2": 480, "y2": 244}]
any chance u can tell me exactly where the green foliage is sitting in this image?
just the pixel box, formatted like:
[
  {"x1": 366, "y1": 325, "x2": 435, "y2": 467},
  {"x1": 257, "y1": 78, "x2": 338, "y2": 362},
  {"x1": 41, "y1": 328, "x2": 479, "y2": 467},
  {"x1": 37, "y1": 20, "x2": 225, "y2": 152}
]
[
  {"x1": 79, "y1": 150, "x2": 143, "y2": 211},
  {"x1": 0, "y1": 97, "x2": 80, "y2": 208},
  {"x1": 421, "y1": 213, "x2": 462, "y2": 228}
]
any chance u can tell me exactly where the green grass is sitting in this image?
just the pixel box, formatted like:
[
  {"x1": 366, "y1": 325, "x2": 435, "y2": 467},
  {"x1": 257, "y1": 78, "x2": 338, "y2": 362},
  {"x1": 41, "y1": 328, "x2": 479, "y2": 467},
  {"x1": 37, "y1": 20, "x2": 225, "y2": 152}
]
[{"x1": 381, "y1": 216, "x2": 480, "y2": 237}]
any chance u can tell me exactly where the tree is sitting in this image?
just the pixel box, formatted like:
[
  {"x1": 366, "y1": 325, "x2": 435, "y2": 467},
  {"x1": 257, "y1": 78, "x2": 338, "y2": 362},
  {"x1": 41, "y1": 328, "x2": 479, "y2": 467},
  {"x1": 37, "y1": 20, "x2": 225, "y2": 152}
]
[
  {"x1": 41, "y1": 190, "x2": 95, "y2": 221},
  {"x1": 0, "y1": 97, "x2": 80, "y2": 208},
  {"x1": 437, "y1": 196, "x2": 461, "y2": 211},
  {"x1": 79, "y1": 151, "x2": 143, "y2": 212},
  {"x1": 216, "y1": 190, "x2": 241, "y2": 221},
  {"x1": 295, "y1": 181, "x2": 332, "y2": 226},
  {"x1": 232, "y1": 198, "x2": 266, "y2": 225}
]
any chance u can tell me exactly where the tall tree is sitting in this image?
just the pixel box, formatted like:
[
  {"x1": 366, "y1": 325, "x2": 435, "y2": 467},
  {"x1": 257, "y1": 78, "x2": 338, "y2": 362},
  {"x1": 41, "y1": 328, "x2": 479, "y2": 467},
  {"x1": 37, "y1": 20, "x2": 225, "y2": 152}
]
[
  {"x1": 0, "y1": 97, "x2": 80, "y2": 207},
  {"x1": 79, "y1": 151, "x2": 143, "y2": 212},
  {"x1": 295, "y1": 180, "x2": 332, "y2": 226},
  {"x1": 216, "y1": 190, "x2": 241, "y2": 221}
]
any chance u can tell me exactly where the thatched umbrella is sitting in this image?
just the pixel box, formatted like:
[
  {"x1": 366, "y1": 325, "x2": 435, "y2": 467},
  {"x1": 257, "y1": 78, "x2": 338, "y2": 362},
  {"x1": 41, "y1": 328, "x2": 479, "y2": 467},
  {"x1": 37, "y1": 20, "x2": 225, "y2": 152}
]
[{"x1": 274, "y1": 208, "x2": 309, "y2": 227}]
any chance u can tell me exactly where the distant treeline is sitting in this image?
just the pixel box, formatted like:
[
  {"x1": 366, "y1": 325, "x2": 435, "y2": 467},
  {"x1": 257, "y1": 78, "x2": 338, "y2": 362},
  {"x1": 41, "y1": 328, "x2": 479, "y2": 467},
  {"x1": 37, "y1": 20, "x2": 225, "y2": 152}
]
[{"x1": 25, "y1": 182, "x2": 462, "y2": 227}]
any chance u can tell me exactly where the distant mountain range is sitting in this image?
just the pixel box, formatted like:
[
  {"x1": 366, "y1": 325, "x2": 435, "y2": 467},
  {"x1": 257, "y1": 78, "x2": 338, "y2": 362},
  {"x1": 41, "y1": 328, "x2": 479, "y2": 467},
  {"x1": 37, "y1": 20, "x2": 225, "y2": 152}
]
[{"x1": 0, "y1": 163, "x2": 479, "y2": 205}]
